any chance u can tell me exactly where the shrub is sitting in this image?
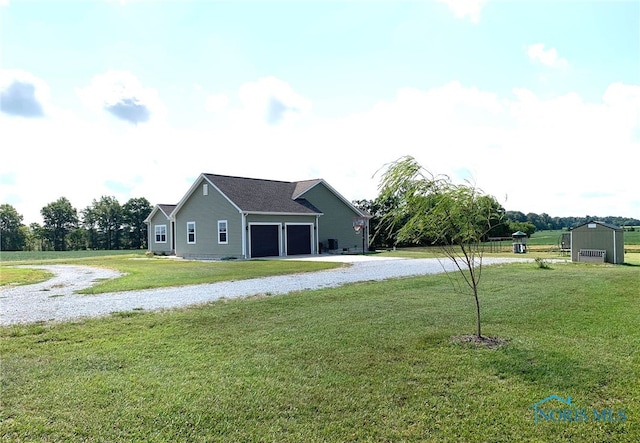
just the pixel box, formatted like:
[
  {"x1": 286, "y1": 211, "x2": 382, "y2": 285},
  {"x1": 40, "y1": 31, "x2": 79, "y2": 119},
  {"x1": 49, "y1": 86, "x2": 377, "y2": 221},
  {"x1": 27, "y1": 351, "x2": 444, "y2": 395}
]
[{"x1": 534, "y1": 257, "x2": 551, "y2": 269}]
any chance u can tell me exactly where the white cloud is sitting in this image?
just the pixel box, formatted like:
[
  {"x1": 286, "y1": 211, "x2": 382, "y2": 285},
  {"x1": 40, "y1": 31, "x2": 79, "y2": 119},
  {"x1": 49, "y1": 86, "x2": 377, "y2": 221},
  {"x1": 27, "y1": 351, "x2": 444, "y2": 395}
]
[
  {"x1": 298, "y1": 81, "x2": 638, "y2": 218},
  {"x1": 2, "y1": 78, "x2": 639, "y2": 225},
  {"x1": 526, "y1": 43, "x2": 569, "y2": 69},
  {"x1": 603, "y1": 82, "x2": 640, "y2": 112},
  {"x1": 436, "y1": 0, "x2": 487, "y2": 23},
  {"x1": 76, "y1": 71, "x2": 165, "y2": 125},
  {"x1": 236, "y1": 76, "x2": 311, "y2": 126},
  {"x1": 204, "y1": 93, "x2": 229, "y2": 113}
]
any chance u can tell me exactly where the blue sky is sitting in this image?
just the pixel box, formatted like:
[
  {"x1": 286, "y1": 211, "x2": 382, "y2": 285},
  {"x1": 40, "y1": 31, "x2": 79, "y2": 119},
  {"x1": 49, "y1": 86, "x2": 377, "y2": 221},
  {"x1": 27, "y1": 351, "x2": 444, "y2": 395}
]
[{"x1": 1, "y1": 0, "x2": 639, "y2": 224}]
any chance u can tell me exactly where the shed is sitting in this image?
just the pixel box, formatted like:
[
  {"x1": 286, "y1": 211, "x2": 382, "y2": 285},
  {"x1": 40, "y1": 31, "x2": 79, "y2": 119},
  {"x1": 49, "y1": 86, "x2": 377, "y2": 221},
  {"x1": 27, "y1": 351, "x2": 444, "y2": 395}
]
[{"x1": 570, "y1": 221, "x2": 624, "y2": 264}]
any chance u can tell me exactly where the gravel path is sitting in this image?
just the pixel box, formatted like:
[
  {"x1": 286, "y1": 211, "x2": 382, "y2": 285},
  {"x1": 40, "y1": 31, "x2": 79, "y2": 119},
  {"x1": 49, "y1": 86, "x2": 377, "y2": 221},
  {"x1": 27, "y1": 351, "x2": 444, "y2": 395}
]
[{"x1": 0, "y1": 257, "x2": 530, "y2": 325}]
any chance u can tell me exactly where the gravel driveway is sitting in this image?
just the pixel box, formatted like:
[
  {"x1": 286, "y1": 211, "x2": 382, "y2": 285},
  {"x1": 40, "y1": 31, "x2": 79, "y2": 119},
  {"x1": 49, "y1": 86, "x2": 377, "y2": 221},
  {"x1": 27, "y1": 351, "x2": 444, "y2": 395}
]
[{"x1": 1, "y1": 256, "x2": 529, "y2": 325}]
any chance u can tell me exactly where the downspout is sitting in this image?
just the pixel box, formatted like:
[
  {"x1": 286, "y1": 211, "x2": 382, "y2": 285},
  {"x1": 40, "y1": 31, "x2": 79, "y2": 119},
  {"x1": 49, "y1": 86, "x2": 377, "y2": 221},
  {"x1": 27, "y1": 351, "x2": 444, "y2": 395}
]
[
  {"x1": 171, "y1": 216, "x2": 178, "y2": 257},
  {"x1": 242, "y1": 213, "x2": 247, "y2": 259},
  {"x1": 315, "y1": 215, "x2": 320, "y2": 255},
  {"x1": 366, "y1": 218, "x2": 370, "y2": 252},
  {"x1": 613, "y1": 230, "x2": 617, "y2": 264}
]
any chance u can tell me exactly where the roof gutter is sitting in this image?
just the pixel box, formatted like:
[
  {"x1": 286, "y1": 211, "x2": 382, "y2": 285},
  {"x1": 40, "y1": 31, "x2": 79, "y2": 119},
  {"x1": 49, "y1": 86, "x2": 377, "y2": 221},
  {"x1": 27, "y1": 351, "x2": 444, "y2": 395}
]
[{"x1": 243, "y1": 211, "x2": 324, "y2": 216}]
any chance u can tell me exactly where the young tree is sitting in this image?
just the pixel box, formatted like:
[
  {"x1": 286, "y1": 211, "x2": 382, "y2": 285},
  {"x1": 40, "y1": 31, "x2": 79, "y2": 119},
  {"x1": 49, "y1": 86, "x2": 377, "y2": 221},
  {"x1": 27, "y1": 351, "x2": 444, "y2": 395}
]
[
  {"x1": 377, "y1": 156, "x2": 505, "y2": 339},
  {"x1": 41, "y1": 197, "x2": 78, "y2": 251},
  {"x1": 0, "y1": 204, "x2": 26, "y2": 251}
]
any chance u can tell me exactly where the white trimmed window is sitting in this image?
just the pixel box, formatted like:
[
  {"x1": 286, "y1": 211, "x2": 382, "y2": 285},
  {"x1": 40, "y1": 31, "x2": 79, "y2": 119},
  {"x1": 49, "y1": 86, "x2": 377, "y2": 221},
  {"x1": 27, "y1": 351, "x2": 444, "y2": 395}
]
[
  {"x1": 218, "y1": 220, "x2": 228, "y2": 244},
  {"x1": 155, "y1": 225, "x2": 167, "y2": 243},
  {"x1": 187, "y1": 222, "x2": 196, "y2": 244}
]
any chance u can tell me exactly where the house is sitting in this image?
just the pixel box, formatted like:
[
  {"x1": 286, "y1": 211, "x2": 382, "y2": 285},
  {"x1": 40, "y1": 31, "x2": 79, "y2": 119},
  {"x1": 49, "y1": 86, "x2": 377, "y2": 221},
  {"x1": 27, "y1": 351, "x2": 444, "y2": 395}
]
[
  {"x1": 570, "y1": 221, "x2": 624, "y2": 264},
  {"x1": 144, "y1": 204, "x2": 176, "y2": 255},
  {"x1": 145, "y1": 174, "x2": 370, "y2": 259}
]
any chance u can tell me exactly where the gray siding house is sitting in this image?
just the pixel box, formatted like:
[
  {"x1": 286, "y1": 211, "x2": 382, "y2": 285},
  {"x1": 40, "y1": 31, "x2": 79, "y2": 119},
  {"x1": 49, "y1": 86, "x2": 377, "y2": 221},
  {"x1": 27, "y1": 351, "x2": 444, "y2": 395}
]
[
  {"x1": 144, "y1": 204, "x2": 176, "y2": 255},
  {"x1": 570, "y1": 221, "x2": 624, "y2": 264},
  {"x1": 146, "y1": 174, "x2": 370, "y2": 259}
]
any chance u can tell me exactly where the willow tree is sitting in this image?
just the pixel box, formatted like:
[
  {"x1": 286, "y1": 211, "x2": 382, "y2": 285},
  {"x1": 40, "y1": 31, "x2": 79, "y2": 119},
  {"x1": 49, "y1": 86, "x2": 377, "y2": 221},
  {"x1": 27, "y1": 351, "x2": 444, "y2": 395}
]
[{"x1": 377, "y1": 156, "x2": 505, "y2": 339}]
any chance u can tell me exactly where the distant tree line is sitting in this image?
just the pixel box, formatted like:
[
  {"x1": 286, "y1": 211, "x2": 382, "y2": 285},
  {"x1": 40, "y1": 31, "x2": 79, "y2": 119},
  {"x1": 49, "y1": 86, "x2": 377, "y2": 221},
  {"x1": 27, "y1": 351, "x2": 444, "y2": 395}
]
[
  {"x1": 503, "y1": 211, "x2": 639, "y2": 232},
  {"x1": 353, "y1": 197, "x2": 640, "y2": 249},
  {"x1": 3, "y1": 194, "x2": 639, "y2": 252},
  {"x1": 0, "y1": 196, "x2": 152, "y2": 251}
]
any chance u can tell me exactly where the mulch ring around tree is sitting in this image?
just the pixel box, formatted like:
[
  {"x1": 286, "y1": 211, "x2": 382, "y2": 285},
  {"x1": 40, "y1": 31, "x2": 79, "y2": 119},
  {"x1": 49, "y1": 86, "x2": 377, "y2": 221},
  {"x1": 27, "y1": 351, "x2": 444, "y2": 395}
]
[{"x1": 451, "y1": 334, "x2": 510, "y2": 350}]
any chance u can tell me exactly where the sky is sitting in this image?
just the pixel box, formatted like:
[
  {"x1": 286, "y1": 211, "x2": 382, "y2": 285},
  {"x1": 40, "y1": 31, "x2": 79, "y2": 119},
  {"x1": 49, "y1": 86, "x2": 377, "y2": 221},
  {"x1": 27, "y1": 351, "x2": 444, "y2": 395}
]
[{"x1": 1, "y1": 0, "x2": 639, "y2": 225}]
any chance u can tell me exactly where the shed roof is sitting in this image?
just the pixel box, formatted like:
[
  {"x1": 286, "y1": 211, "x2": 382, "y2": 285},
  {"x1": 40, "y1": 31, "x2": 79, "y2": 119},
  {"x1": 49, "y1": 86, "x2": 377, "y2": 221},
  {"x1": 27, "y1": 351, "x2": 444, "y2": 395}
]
[{"x1": 572, "y1": 220, "x2": 622, "y2": 231}]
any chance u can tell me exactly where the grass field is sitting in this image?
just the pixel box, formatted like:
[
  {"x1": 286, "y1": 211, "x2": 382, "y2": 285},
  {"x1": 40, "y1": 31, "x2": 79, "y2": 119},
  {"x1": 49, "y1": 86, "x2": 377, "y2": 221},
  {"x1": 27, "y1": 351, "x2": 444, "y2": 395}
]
[
  {"x1": 0, "y1": 249, "x2": 140, "y2": 262},
  {"x1": 1, "y1": 234, "x2": 638, "y2": 440},
  {"x1": 1, "y1": 262, "x2": 638, "y2": 442},
  {"x1": 0, "y1": 252, "x2": 342, "y2": 292},
  {"x1": 526, "y1": 228, "x2": 640, "y2": 247},
  {"x1": 478, "y1": 228, "x2": 640, "y2": 256}
]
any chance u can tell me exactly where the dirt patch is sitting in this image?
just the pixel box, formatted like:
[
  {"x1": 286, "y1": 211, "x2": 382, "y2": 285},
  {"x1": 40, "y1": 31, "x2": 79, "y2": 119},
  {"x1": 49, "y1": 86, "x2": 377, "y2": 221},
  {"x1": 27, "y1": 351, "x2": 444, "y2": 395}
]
[{"x1": 452, "y1": 334, "x2": 510, "y2": 349}]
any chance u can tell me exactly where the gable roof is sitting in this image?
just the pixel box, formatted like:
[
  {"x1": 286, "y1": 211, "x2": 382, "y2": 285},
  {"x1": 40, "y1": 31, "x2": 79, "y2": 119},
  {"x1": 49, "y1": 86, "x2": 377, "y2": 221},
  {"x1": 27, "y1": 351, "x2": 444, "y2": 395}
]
[
  {"x1": 293, "y1": 177, "x2": 371, "y2": 218},
  {"x1": 158, "y1": 204, "x2": 177, "y2": 217},
  {"x1": 170, "y1": 173, "x2": 370, "y2": 218},
  {"x1": 203, "y1": 174, "x2": 322, "y2": 215},
  {"x1": 292, "y1": 179, "x2": 323, "y2": 199},
  {"x1": 572, "y1": 220, "x2": 621, "y2": 231},
  {"x1": 144, "y1": 204, "x2": 177, "y2": 223}
]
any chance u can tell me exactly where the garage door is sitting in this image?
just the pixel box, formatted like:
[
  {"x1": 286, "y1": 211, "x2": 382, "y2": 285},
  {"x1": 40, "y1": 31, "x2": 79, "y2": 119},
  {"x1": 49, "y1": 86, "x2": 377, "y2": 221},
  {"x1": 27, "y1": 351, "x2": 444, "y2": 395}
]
[
  {"x1": 250, "y1": 224, "x2": 280, "y2": 258},
  {"x1": 286, "y1": 224, "x2": 312, "y2": 255}
]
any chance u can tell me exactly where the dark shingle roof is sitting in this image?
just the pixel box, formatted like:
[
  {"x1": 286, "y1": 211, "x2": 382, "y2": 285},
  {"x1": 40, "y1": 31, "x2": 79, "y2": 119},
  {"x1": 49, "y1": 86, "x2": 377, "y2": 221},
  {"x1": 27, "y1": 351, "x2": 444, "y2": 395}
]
[
  {"x1": 204, "y1": 174, "x2": 323, "y2": 214},
  {"x1": 158, "y1": 204, "x2": 177, "y2": 217},
  {"x1": 292, "y1": 179, "x2": 322, "y2": 198}
]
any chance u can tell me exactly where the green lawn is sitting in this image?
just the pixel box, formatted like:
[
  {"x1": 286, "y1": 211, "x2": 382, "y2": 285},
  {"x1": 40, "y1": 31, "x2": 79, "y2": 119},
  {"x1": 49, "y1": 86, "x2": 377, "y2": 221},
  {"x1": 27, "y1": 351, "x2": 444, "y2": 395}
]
[
  {"x1": 0, "y1": 267, "x2": 53, "y2": 287},
  {"x1": 0, "y1": 249, "x2": 141, "y2": 262},
  {"x1": 0, "y1": 252, "x2": 342, "y2": 292},
  {"x1": 526, "y1": 228, "x2": 640, "y2": 247},
  {"x1": 622, "y1": 228, "x2": 640, "y2": 245},
  {"x1": 1, "y1": 262, "x2": 638, "y2": 442},
  {"x1": 526, "y1": 229, "x2": 567, "y2": 246}
]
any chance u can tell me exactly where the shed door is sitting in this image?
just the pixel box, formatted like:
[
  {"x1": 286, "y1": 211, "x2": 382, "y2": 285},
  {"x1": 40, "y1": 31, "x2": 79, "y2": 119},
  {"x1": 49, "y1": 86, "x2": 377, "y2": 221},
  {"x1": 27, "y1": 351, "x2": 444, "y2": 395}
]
[
  {"x1": 250, "y1": 225, "x2": 280, "y2": 258},
  {"x1": 286, "y1": 225, "x2": 312, "y2": 255}
]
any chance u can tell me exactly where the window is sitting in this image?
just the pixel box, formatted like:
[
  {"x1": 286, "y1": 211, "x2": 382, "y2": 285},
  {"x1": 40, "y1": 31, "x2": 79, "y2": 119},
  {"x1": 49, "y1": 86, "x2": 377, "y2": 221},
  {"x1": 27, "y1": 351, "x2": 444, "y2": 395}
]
[
  {"x1": 218, "y1": 220, "x2": 228, "y2": 244},
  {"x1": 187, "y1": 222, "x2": 196, "y2": 244},
  {"x1": 155, "y1": 225, "x2": 167, "y2": 243},
  {"x1": 203, "y1": 183, "x2": 208, "y2": 196}
]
